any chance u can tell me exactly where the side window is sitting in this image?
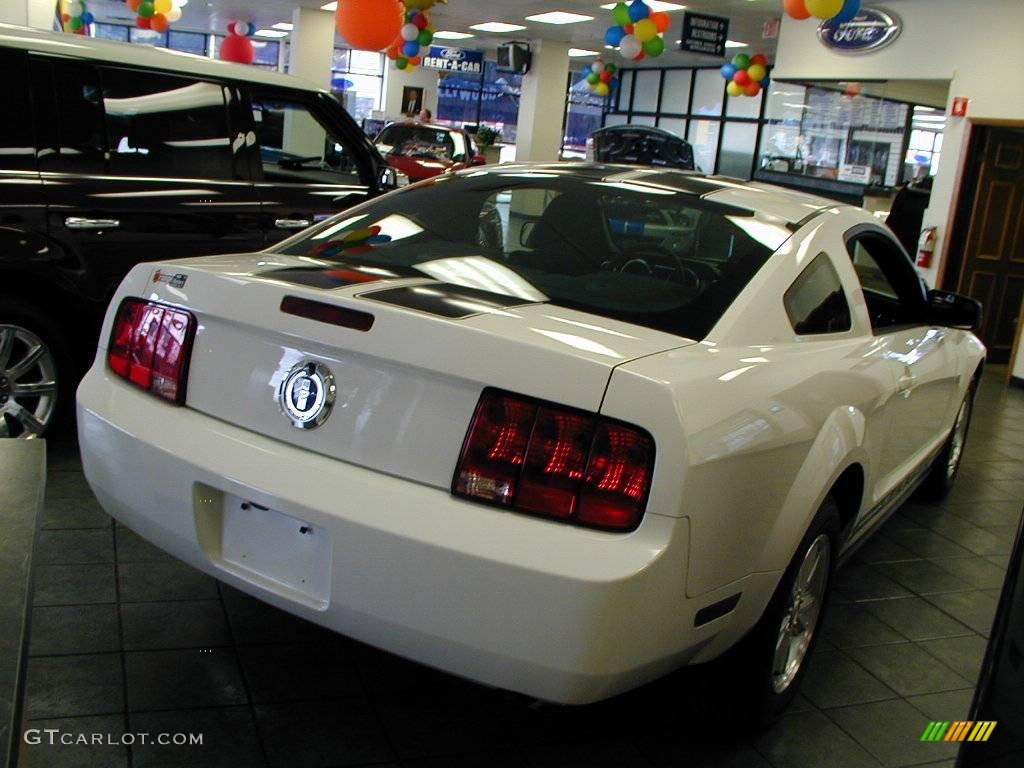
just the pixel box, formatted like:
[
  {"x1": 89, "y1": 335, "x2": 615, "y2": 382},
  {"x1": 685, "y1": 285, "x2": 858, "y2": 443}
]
[
  {"x1": 250, "y1": 92, "x2": 362, "y2": 185},
  {"x1": 36, "y1": 57, "x2": 107, "y2": 174},
  {"x1": 0, "y1": 49, "x2": 35, "y2": 171},
  {"x1": 784, "y1": 253, "x2": 852, "y2": 335},
  {"x1": 100, "y1": 67, "x2": 236, "y2": 180},
  {"x1": 846, "y1": 232, "x2": 927, "y2": 332}
]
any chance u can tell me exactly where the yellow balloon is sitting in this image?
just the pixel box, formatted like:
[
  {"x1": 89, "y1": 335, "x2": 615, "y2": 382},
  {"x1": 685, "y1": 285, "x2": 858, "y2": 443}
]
[
  {"x1": 747, "y1": 64, "x2": 767, "y2": 82},
  {"x1": 404, "y1": 0, "x2": 446, "y2": 9},
  {"x1": 805, "y1": 0, "x2": 844, "y2": 19},
  {"x1": 154, "y1": 0, "x2": 172, "y2": 13},
  {"x1": 595, "y1": 82, "x2": 610, "y2": 96},
  {"x1": 726, "y1": 81, "x2": 743, "y2": 97},
  {"x1": 633, "y1": 18, "x2": 657, "y2": 43}
]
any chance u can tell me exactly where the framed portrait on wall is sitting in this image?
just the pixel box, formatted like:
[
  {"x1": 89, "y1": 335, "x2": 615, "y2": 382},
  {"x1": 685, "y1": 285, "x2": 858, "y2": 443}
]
[{"x1": 402, "y1": 86, "x2": 424, "y2": 117}]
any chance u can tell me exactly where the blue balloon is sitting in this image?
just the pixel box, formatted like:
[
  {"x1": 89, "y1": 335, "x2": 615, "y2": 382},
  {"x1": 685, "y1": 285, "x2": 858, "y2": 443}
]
[
  {"x1": 761, "y1": 77, "x2": 771, "y2": 89},
  {"x1": 81, "y1": 11, "x2": 94, "y2": 23},
  {"x1": 720, "y1": 64, "x2": 737, "y2": 80},
  {"x1": 605, "y1": 25, "x2": 626, "y2": 47},
  {"x1": 832, "y1": 0, "x2": 861, "y2": 24},
  {"x1": 247, "y1": 22, "x2": 257, "y2": 36},
  {"x1": 403, "y1": 40, "x2": 420, "y2": 56},
  {"x1": 628, "y1": 0, "x2": 650, "y2": 22}
]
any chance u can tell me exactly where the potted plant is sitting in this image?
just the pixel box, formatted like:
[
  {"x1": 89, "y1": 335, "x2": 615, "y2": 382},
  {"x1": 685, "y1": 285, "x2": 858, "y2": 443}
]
[{"x1": 476, "y1": 127, "x2": 503, "y2": 165}]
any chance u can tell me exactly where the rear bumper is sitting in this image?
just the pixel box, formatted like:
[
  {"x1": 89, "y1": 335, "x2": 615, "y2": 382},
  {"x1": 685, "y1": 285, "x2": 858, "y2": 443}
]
[{"x1": 77, "y1": 365, "x2": 772, "y2": 703}]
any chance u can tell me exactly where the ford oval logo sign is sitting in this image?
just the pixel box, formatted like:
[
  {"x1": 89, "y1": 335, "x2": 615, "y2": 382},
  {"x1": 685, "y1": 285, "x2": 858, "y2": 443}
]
[{"x1": 818, "y1": 7, "x2": 901, "y2": 54}]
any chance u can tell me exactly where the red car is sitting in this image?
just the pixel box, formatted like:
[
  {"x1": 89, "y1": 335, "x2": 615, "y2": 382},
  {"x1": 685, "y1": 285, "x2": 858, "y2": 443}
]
[{"x1": 374, "y1": 121, "x2": 485, "y2": 182}]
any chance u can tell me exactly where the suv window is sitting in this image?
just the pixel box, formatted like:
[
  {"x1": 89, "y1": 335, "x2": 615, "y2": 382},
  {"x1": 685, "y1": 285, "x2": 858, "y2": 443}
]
[
  {"x1": 37, "y1": 57, "x2": 106, "y2": 174},
  {"x1": 101, "y1": 67, "x2": 235, "y2": 180},
  {"x1": 0, "y1": 49, "x2": 35, "y2": 171},
  {"x1": 250, "y1": 93, "x2": 362, "y2": 185},
  {"x1": 785, "y1": 253, "x2": 852, "y2": 335},
  {"x1": 846, "y1": 231, "x2": 927, "y2": 332}
]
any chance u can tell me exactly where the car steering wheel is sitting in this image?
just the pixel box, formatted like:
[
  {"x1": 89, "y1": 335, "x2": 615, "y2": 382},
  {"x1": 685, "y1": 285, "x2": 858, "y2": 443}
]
[{"x1": 605, "y1": 245, "x2": 704, "y2": 289}]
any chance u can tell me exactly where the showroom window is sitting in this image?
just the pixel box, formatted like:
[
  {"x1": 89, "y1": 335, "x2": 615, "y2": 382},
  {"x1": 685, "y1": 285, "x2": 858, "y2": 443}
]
[
  {"x1": 784, "y1": 253, "x2": 852, "y2": 335},
  {"x1": 437, "y1": 61, "x2": 522, "y2": 145},
  {"x1": 331, "y1": 47, "x2": 385, "y2": 126},
  {"x1": 564, "y1": 69, "x2": 607, "y2": 158}
]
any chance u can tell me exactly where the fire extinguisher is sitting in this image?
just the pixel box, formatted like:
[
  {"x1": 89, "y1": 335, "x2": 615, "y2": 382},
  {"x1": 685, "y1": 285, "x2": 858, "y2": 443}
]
[{"x1": 916, "y1": 226, "x2": 937, "y2": 268}]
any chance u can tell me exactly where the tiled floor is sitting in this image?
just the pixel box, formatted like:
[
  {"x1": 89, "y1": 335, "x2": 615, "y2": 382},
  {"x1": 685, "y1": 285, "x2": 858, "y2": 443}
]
[{"x1": 17, "y1": 369, "x2": 1024, "y2": 768}]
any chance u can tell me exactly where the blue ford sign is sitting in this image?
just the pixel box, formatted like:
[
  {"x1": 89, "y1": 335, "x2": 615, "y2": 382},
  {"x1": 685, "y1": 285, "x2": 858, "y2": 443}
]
[
  {"x1": 422, "y1": 46, "x2": 485, "y2": 74},
  {"x1": 818, "y1": 7, "x2": 902, "y2": 54}
]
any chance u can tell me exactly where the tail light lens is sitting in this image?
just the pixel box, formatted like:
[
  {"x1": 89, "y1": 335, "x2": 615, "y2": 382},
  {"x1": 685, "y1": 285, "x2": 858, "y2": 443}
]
[
  {"x1": 108, "y1": 298, "x2": 195, "y2": 404},
  {"x1": 454, "y1": 390, "x2": 654, "y2": 531}
]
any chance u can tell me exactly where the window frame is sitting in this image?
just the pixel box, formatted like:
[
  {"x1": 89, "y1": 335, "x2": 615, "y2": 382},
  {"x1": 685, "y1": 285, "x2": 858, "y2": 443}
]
[{"x1": 843, "y1": 224, "x2": 929, "y2": 334}]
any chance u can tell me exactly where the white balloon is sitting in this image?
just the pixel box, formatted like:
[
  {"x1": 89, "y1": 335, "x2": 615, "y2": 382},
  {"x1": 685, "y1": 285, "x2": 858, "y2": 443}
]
[
  {"x1": 167, "y1": 6, "x2": 182, "y2": 21},
  {"x1": 619, "y1": 34, "x2": 641, "y2": 60},
  {"x1": 591, "y1": 61, "x2": 605, "y2": 73},
  {"x1": 68, "y1": 1, "x2": 83, "y2": 15},
  {"x1": 401, "y1": 23, "x2": 419, "y2": 41}
]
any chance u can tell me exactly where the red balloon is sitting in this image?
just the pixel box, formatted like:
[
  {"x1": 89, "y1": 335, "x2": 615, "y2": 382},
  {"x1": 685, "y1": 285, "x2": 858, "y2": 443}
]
[
  {"x1": 651, "y1": 12, "x2": 671, "y2": 33},
  {"x1": 409, "y1": 55, "x2": 422, "y2": 66},
  {"x1": 624, "y1": 23, "x2": 634, "y2": 34},
  {"x1": 751, "y1": 53, "x2": 769, "y2": 67},
  {"x1": 220, "y1": 33, "x2": 255, "y2": 64},
  {"x1": 136, "y1": 16, "x2": 151, "y2": 29},
  {"x1": 733, "y1": 69, "x2": 751, "y2": 86},
  {"x1": 632, "y1": 50, "x2": 646, "y2": 61},
  {"x1": 744, "y1": 81, "x2": 762, "y2": 97},
  {"x1": 337, "y1": 0, "x2": 404, "y2": 51},
  {"x1": 413, "y1": 13, "x2": 428, "y2": 30},
  {"x1": 784, "y1": 0, "x2": 812, "y2": 20},
  {"x1": 600, "y1": 70, "x2": 613, "y2": 83}
]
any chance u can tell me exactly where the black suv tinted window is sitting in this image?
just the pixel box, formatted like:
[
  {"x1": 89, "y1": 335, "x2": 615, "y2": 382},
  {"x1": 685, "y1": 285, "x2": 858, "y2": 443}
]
[
  {"x1": 784, "y1": 253, "x2": 851, "y2": 335},
  {"x1": 37, "y1": 57, "x2": 106, "y2": 174},
  {"x1": 0, "y1": 49, "x2": 35, "y2": 171}
]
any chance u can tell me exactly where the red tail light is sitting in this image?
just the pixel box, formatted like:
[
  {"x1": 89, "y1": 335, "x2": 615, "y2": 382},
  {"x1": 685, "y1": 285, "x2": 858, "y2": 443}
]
[
  {"x1": 454, "y1": 390, "x2": 654, "y2": 532},
  {"x1": 108, "y1": 298, "x2": 195, "y2": 404}
]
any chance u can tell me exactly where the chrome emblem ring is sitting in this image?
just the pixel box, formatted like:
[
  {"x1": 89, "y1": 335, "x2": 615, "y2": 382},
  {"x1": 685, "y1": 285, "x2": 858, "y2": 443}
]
[{"x1": 280, "y1": 361, "x2": 335, "y2": 430}]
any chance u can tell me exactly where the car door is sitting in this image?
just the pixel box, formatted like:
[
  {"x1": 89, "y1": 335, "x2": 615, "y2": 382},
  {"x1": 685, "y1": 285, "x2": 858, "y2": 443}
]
[
  {"x1": 243, "y1": 86, "x2": 379, "y2": 244},
  {"x1": 30, "y1": 55, "x2": 264, "y2": 307},
  {"x1": 844, "y1": 228, "x2": 958, "y2": 490}
]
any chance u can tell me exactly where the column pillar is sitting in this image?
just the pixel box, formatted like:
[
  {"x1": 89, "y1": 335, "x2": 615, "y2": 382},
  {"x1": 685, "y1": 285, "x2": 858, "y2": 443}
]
[
  {"x1": 515, "y1": 40, "x2": 571, "y2": 162},
  {"x1": 288, "y1": 6, "x2": 336, "y2": 89},
  {"x1": 0, "y1": 0, "x2": 58, "y2": 29}
]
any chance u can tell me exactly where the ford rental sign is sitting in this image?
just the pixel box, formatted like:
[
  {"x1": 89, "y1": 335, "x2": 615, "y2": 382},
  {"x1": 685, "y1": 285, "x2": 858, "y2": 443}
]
[
  {"x1": 422, "y1": 46, "x2": 485, "y2": 74},
  {"x1": 818, "y1": 7, "x2": 902, "y2": 54}
]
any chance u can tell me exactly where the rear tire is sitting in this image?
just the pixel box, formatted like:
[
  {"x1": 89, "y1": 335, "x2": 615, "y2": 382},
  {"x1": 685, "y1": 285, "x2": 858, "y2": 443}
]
[
  {"x1": 918, "y1": 381, "x2": 975, "y2": 501},
  {"x1": 0, "y1": 300, "x2": 70, "y2": 438}
]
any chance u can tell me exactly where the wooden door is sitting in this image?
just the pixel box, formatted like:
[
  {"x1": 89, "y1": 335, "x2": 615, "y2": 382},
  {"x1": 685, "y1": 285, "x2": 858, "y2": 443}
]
[{"x1": 957, "y1": 127, "x2": 1024, "y2": 363}]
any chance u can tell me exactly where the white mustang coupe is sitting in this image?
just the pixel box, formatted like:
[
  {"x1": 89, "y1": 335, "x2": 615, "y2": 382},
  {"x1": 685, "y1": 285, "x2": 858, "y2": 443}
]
[{"x1": 77, "y1": 164, "x2": 985, "y2": 720}]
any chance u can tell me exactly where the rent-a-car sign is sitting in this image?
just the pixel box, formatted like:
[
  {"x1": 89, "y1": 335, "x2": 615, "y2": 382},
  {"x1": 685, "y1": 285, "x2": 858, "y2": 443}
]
[{"x1": 423, "y1": 47, "x2": 485, "y2": 74}]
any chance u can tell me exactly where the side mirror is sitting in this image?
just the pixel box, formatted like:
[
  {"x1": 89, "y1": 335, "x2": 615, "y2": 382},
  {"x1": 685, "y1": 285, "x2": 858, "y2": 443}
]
[
  {"x1": 928, "y1": 289, "x2": 983, "y2": 332},
  {"x1": 471, "y1": 154, "x2": 487, "y2": 166}
]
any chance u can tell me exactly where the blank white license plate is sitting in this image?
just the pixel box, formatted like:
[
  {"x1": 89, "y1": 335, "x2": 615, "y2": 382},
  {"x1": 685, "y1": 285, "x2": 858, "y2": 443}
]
[{"x1": 221, "y1": 495, "x2": 332, "y2": 609}]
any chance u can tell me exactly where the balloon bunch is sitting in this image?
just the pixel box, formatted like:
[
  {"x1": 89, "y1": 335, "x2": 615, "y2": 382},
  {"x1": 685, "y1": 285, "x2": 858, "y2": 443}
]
[
  {"x1": 61, "y1": 1, "x2": 94, "y2": 34},
  {"x1": 605, "y1": 1, "x2": 671, "y2": 62},
  {"x1": 582, "y1": 59, "x2": 619, "y2": 98},
  {"x1": 386, "y1": 3, "x2": 436, "y2": 70},
  {"x1": 720, "y1": 53, "x2": 770, "y2": 98},
  {"x1": 220, "y1": 22, "x2": 256, "y2": 65},
  {"x1": 784, "y1": 0, "x2": 861, "y2": 23},
  {"x1": 312, "y1": 226, "x2": 393, "y2": 258},
  {"x1": 126, "y1": 0, "x2": 186, "y2": 32}
]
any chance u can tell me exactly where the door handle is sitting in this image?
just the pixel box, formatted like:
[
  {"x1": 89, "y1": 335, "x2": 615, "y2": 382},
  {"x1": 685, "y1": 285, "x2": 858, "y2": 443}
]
[
  {"x1": 275, "y1": 218, "x2": 311, "y2": 230},
  {"x1": 65, "y1": 216, "x2": 120, "y2": 230}
]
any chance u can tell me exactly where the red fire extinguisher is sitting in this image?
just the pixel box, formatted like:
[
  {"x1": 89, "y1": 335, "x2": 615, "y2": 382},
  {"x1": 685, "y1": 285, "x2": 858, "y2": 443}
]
[{"x1": 916, "y1": 227, "x2": 937, "y2": 268}]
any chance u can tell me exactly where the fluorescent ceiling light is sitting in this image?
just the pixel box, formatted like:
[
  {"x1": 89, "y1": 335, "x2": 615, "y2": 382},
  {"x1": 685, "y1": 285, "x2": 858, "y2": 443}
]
[
  {"x1": 433, "y1": 30, "x2": 475, "y2": 40},
  {"x1": 724, "y1": 40, "x2": 748, "y2": 48},
  {"x1": 272, "y1": 22, "x2": 293, "y2": 31},
  {"x1": 525, "y1": 11, "x2": 594, "y2": 25},
  {"x1": 255, "y1": 29, "x2": 288, "y2": 38},
  {"x1": 320, "y1": 2, "x2": 337, "y2": 11},
  {"x1": 569, "y1": 48, "x2": 600, "y2": 57},
  {"x1": 600, "y1": 1, "x2": 686, "y2": 11},
  {"x1": 469, "y1": 22, "x2": 528, "y2": 33}
]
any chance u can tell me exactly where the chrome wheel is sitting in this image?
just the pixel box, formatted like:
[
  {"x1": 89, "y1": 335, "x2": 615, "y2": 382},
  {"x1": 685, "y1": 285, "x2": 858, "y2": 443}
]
[
  {"x1": 946, "y1": 396, "x2": 971, "y2": 479},
  {"x1": 0, "y1": 324, "x2": 58, "y2": 438},
  {"x1": 771, "y1": 533, "x2": 831, "y2": 694}
]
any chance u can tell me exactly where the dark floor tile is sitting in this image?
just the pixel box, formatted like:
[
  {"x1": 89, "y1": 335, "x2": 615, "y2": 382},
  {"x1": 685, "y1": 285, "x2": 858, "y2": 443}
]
[
  {"x1": 255, "y1": 699, "x2": 395, "y2": 768},
  {"x1": 115, "y1": 525, "x2": 174, "y2": 563},
  {"x1": 32, "y1": 564, "x2": 117, "y2": 606},
  {"x1": 36, "y1": 529, "x2": 114, "y2": 565},
  {"x1": 222, "y1": 596, "x2": 331, "y2": 646},
  {"x1": 847, "y1": 643, "x2": 972, "y2": 697},
  {"x1": 124, "y1": 648, "x2": 247, "y2": 711},
  {"x1": 984, "y1": 553, "x2": 1011, "y2": 569},
  {"x1": 239, "y1": 642, "x2": 364, "y2": 704},
  {"x1": 819, "y1": 603, "x2": 908, "y2": 649},
  {"x1": 29, "y1": 604, "x2": 121, "y2": 656},
  {"x1": 879, "y1": 528, "x2": 976, "y2": 559},
  {"x1": 862, "y1": 597, "x2": 974, "y2": 641},
  {"x1": 905, "y1": 687, "x2": 976, "y2": 721},
  {"x1": 130, "y1": 706, "x2": 266, "y2": 768},
  {"x1": 118, "y1": 560, "x2": 218, "y2": 603},
  {"x1": 524, "y1": 739, "x2": 655, "y2": 768},
  {"x1": 45, "y1": 471, "x2": 97, "y2": 499},
  {"x1": 894, "y1": 504, "x2": 980, "y2": 535},
  {"x1": 930, "y1": 556, "x2": 1009, "y2": 590},
  {"x1": 942, "y1": 527, "x2": 1014, "y2": 556},
  {"x1": 851, "y1": 535, "x2": 918, "y2": 565},
  {"x1": 45, "y1": 438, "x2": 86, "y2": 473},
  {"x1": 918, "y1": 635, "x2": 989, "y2": 683},
  {"x1": 23, "y1": 654, "x2": 124, "y2": 719},
  {"x1": 753, "y1": 709, "x2": 881, "y2": 768},
  {"x1": 797, "y1": 650, "x2": 896, "y2": 709},
  {"x1": 827, "y1": 698, "x2": 959, "y2": 768},
  {"x1": 121, "y1": 600, "x2": 231, "y2": 651},
  {"x1": 833, "y1": 564, "x2": 912, "y2": 602},
  {"x1": 922, "y1": 591, "x2": 999, "y2": 637},
  {"x1": 42, "y1": 496, "x2": 112, "y2": 530},
  {"x1": 875, "y1": 560, "x2": 973, "y2": 596},
  {"x1": 20, "y1": 714, "x2": 128, "y2": 768},
  {"x1": 942, "y1": 501, "x2": 1022, "y2": 528},
  {"x1": 961, "y1": 460, "x2": 1024, "y2": 481}
]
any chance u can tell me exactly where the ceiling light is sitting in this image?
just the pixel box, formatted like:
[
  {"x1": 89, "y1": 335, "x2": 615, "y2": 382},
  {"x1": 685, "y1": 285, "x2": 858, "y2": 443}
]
[
  {"x1": 433, "y1": 30, "x2": 475, "y2": 40},
  {"x1": 600, "y1": 1, "x2": 686, "y2": 11},
  {"x1": 724, "y1": 40, "x2": 748, "y2": 48},
  {"x1": 255, "y1": 29, "x2": 288, "y2": 38},
  {"x1": 320, "y1": 2, "x2": 337, "y2": 11},
  {"x1": 525, "y1": 11, "x2": 594, "y2": 25},
  {"x1": 272, "y1": 22, "x2": 293, "y2": 31},
  {"x1": 470, "y1": 22, "x2": 528, "y2": 33},
  {"x1": 569, "y1": 48, "x2": 600, "y2": 57}
]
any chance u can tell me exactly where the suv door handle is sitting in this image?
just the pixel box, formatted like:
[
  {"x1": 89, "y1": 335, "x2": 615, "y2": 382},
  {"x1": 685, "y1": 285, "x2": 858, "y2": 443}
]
[
  {"x1": 65, "y1": 216, "x2": 120, "y2": 230},
  {"x1": 275, "y1": 218, "x2": 311, "y2": 230}
]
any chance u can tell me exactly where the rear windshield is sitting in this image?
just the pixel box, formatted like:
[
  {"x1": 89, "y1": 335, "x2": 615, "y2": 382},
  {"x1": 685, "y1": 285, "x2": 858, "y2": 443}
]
[
  {"x1": 274, "y1": 171, "x2": 785, "y2": 339},
  {"x1": 376, "y1": 125, "x2": 465, "y2": 162}
]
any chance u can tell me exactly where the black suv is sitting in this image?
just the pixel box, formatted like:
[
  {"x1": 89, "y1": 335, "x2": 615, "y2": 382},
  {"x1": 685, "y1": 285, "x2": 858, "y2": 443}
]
[{"x1": 0, "y1": 25, "x2": 396, "y2": 437}]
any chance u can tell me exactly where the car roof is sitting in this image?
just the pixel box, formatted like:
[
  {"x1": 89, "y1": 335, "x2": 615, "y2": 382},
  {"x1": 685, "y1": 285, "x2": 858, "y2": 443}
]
[
  {"x1": 0, "y1": 23, "x2": 324, "y2": 93},
  {"x1": 460, "y1": 163, "x2": 847, "y2": 225}
]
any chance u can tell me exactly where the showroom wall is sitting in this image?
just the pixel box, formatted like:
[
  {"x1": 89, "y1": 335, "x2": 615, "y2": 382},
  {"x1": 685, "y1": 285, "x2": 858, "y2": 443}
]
[{"x1": 383, "y1": 65, "x2": 439, "y2": 120}]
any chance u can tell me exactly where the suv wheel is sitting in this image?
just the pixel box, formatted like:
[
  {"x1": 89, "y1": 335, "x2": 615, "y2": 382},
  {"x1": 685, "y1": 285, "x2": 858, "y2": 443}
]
[{"x1": 0, "y1": 304, "x2": 66, "y2": 438}]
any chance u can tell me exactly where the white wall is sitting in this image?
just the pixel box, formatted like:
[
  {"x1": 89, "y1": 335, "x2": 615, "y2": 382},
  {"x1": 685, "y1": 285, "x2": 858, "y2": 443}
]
[
  {"x1": 773, "y1": 0, "x2": 1024, "y2": 366},
  {"x1": 383, "y1": 65, "x2": 439, "y2": 120},
  {"x1": 0, "y1": 0, "x2": 55, "y2": 29},
  {"x1": 516, "y1": 39, "x2": 571, "y2": 162}
]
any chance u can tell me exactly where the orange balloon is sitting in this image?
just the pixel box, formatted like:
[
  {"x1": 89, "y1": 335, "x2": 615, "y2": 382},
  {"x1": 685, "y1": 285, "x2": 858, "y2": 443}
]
[
  {"x1": 409, "y1": 55, "x2": 422, "y2": 65},
  {"x1": 744, "y1": 81, "x2": 762, "y2": 97},
  {"x1": 150, "y1": 13, "x2": 169, "y2": 32},
  {"x1": 651, "y1": 12, "x2": 671, "y2": 33},
  {"x1": 336, "y1": 0, "x2": 404, "y2": 51},
  {"x1": 127, "y1": 0, "x2": 142, "y2": 10},
  {"x1": 784, "y1": 0, "x2": 812, "y2": 20}
]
